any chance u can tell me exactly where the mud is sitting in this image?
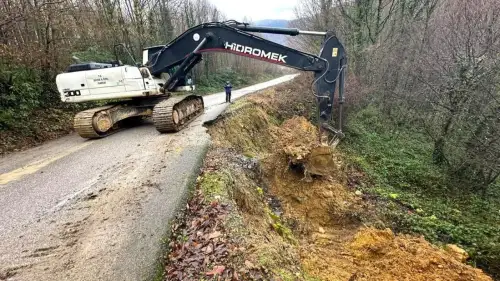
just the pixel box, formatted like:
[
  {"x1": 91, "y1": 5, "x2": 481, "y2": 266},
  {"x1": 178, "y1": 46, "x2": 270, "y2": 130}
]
[
  {"x1": 279, "y1": 116, "x2": 339, "y2": 178},
  {"x1": 0, "y1": 124, "x2": 210, "y2": 281},
  {"x1": 205, "y1": 76, "x2": 494, "y2": 280},
  {"x1": 347, "y1": 228, "x2": 491, "y2": 281}
]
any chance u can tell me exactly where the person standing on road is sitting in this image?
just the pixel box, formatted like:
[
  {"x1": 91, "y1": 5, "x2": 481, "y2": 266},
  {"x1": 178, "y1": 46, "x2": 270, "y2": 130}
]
[
  {"x1": 224, "y1": 81, "x2": 232, "y2": 103},
  {"x1": 187, "y1": 75, "x2": 193, "y2": 91}
]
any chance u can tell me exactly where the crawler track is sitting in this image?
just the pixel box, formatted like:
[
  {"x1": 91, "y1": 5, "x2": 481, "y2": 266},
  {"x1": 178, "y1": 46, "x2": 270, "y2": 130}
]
[
  {"x1": 73, "y1": 95, "x2": 203, "y2": 139},
  {"x1": 73, "y1": 105, "x2": 117, "y2": 139},
  {"x1": 153, "y1": 95, "x2": 204, "y2": 133}
]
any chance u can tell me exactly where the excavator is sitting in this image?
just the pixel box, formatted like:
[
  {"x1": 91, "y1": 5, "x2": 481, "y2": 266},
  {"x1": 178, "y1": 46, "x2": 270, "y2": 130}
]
[{"x1": 56, "y1": 20, "x2": 347, "y2": 142}]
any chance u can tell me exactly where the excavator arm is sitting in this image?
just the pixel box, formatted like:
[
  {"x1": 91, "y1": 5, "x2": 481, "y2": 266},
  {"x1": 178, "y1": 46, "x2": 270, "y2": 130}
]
[{"x1": 144, "y1": 21, "x2": 347, "y2": 139}]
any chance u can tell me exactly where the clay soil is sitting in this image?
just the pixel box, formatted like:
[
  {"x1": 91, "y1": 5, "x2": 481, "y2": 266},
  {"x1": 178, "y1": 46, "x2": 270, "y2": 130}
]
[
  {"x1": 256, "y1": 113, "x2": 490, "y2": 281},
  {"x1": 170, "y1": 74, "x2": 493, "y2": 280}
]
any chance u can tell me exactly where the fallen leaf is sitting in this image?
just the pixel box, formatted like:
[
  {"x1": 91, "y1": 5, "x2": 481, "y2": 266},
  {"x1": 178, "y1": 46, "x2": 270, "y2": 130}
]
[
  {"x1": 206, "y1": 265, "x2": 225, "y2": 276},
  {"x1": 208, "y1": 231, "x2": 222, "y2": 239},
  {"x1": 244, "y1": 260, "x2": 255, "y2": 268},
  {"x1": 204, "y1": 244, "x2": 213, "y2": 253}
]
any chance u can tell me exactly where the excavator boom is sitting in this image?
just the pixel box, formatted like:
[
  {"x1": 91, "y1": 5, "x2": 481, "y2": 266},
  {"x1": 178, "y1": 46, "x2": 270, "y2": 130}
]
[
  {"x1": 144, "y1": 21, "x2": 347, "y2": 138},
  {"x1": 56, "y1": 20, "x2": 346, "y2": 140}
]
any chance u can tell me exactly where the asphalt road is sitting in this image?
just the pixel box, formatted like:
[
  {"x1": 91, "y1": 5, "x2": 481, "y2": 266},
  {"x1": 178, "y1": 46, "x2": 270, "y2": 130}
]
[{"x1": 0, "y1": 74, "x2": 297, "y2": 281}]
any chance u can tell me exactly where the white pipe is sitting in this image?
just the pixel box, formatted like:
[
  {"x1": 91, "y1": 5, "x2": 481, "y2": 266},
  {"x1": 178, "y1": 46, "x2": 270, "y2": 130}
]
[{"x1": 299, "y1": 30, "x2": 328, "y2": 36}]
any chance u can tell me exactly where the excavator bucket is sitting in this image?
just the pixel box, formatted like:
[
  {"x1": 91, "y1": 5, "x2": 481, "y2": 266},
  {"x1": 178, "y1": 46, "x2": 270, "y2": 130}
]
[{"x1": 321, "y1": 123, "x2": 345, "y2": 147}]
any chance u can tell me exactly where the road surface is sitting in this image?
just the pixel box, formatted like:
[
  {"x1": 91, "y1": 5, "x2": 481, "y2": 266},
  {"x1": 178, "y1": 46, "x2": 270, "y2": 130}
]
[{"x1": 0, "y1": 74, "x2": 297, "y2": 281}]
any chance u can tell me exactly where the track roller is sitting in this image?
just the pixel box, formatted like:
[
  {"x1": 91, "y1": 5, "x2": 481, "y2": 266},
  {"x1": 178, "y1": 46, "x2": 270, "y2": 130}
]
[{"x1": 152, "y1": 95, "x2": 204, "y2": 133}]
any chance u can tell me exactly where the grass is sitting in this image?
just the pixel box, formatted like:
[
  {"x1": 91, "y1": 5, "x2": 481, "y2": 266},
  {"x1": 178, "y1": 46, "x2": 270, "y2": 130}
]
[{"x1": 341, "y1": 105, "x2": 500, "y2": 278}]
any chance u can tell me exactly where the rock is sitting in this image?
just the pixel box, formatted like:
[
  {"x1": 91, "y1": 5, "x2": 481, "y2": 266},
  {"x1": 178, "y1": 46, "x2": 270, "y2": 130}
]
[
  {"x1": 292, "y1": 196, "x2": 305, "y2": 203},
  {"x1": 318, "y1": 227, "x2": 325, "y2": 234},
  {"x1": 322, "y1": 190, "x2": 334, "y2": 198},
  {"x1": 312, "y1": 233, "x2": 335, "y2": 241},
  {"x1": 355, "y1": 190, "x2": 363, "y2": 196},
  {"x1": 445, "y1": 244, "x2": 469, "y2": 262}
]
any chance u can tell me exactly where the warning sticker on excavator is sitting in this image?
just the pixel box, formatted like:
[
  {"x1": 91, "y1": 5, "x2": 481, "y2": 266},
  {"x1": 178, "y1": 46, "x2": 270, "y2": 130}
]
[{"x1": 332, "y1": 48, "x2": 338, "y2": 57}]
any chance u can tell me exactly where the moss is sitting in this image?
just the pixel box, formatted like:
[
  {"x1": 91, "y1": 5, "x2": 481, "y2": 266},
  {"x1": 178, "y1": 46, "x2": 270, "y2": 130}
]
[
  {"x1": 257, "y1": 252, "x2": 274, "y2": 268},
  {"x1": 266, "y1": 208, "x2": 298, "y2": 245},
  {"x1": 272, "y1": 222, "x2": 296, "y2": 243},
  {"x1": 275, "y1": 269, "x2": 322, "y2": 281},
  {"x1": 242, "y1": 151, "x2": 256, "y2": 158},
  {"x1": 199, "y1": 171, "x2": 231, "y2": 201},
  {"x1": 256, "y1": 187, "x2": 264, "y2": 196},
  {"x1": 276, "y1": 269, "x2": 297, "y2": 281}
]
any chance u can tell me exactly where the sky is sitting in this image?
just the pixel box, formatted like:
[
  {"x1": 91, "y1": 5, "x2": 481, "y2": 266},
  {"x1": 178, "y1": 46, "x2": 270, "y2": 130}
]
[{"x1": 209, "y1": 0, "x2": 299, "y2": 22}]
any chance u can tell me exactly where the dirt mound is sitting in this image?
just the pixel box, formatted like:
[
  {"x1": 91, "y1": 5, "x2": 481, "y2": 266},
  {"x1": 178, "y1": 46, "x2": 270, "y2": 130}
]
[
  {"x1": 279, "y1": 116, "x2": 339, "y2": 177},
  {"x1": 301, "y1": 227, "x2": 493, "y2": 281},
  {"x1": 280, "y1": 116, "x2": 319, "y2": 161},
  {"x1": 204, "y1": 76, "x2": 493, "y2": 281},
  {"x1": 209, "y1": 104, "x2": 276, "y2": 155},
  {"x1": 348, "y1": 228, "x2": 492, "y2": 281},
  {"x1": 350, "y1": 228, "x2": 395, "y2": 257}
]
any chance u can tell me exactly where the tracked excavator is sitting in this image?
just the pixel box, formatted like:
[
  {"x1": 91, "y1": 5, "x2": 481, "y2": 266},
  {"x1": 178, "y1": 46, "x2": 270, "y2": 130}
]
[{"x1": 56, "y1": 20, "x2": 347, "y2": 141}]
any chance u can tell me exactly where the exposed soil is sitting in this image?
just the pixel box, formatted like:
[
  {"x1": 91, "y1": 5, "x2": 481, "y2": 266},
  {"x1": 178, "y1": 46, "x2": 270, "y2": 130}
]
[{"x1": 163, "y1": 75, "x2": 493, "y2": 280}]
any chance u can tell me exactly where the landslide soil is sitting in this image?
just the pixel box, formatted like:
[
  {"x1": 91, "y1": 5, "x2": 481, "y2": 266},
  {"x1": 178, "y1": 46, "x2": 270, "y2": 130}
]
[{"x1": 164, "y1": 75, "x2": 493, "y2": 280}]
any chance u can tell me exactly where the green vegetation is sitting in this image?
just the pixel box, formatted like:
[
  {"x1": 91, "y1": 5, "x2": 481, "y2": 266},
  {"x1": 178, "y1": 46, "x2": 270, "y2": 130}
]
[
  {"x1": 275, "y1": 269, "x2": 321, "y2": 281},
  {"x1": 0, "y1": 66, "x2": 45, "y2": 130},
  {"x1": 342, "y1": 105, "x2": 500, "y2": 277},
  {"x1": 194, "y1": 68, "x2": 278, "y2": 94},
  {"x1": 198, "y1": 171, "x2": 231, "y2": 201},
  {"x1": 72, "y1": 46, "x2": 115, "y2": 64},
  {"x1": 266, "y1": 207, "x2": 297, "y2": 244},
  {"x1": 0, "y1": 46, "x2": 114, "y2": 133},
  {"x1": 0, "y1": 64, "x2": 83, "y2": 154}
]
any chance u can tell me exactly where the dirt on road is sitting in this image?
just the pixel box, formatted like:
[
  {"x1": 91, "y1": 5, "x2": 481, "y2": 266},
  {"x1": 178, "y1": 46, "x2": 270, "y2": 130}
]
[
  {"x1": 162, "y1": 75, "x2": 493, "y2": 280},
  {"x1": 0, "y1": 124, "x2": 209, "y2": 281},
  {"x1": 0, "y1": 75, "x2": 297, "y2": 281}
]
